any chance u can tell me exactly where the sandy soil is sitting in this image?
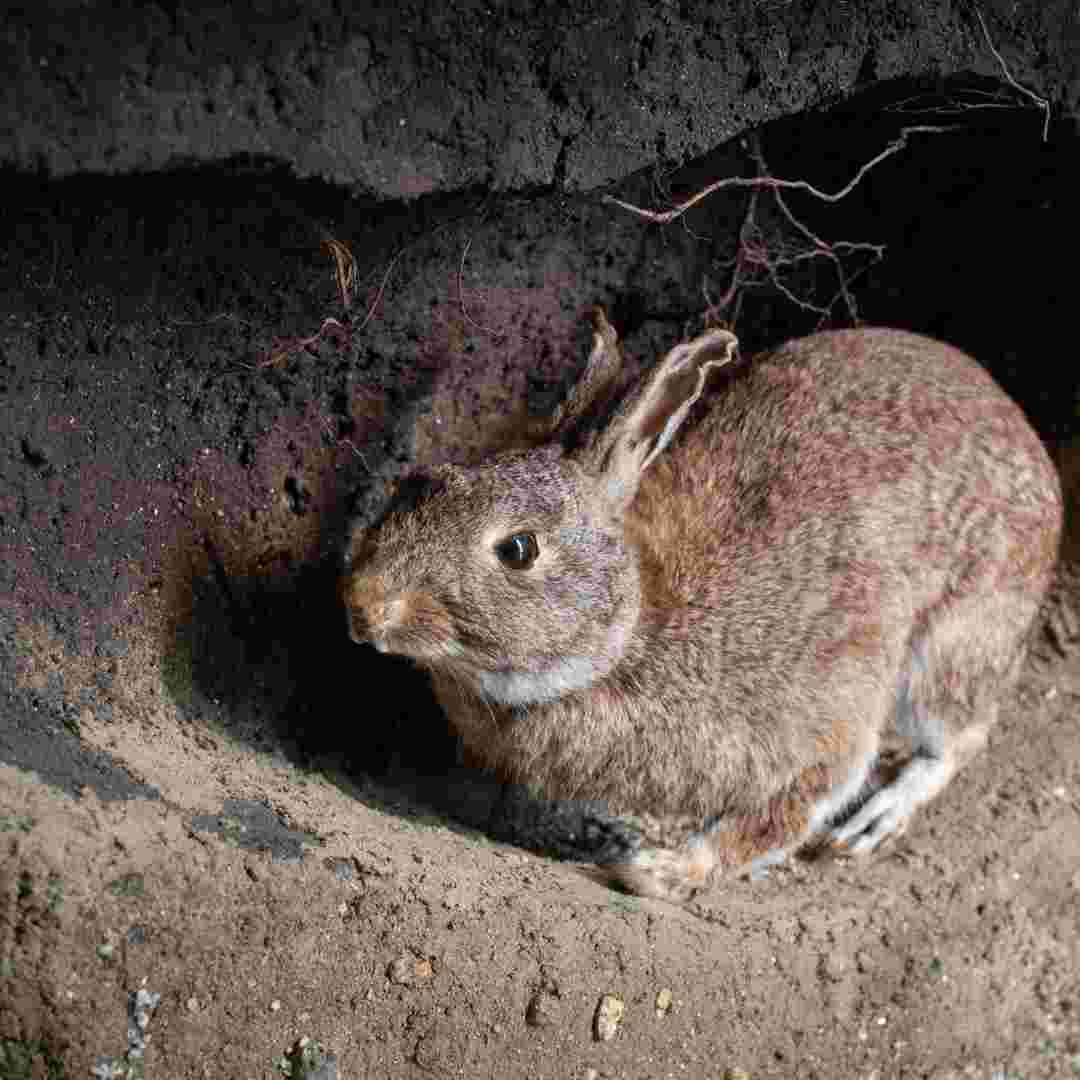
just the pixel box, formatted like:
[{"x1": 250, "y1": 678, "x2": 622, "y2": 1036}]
[{"x1": 2, "y1": 643, "x2": 1078, "y2": 1078}]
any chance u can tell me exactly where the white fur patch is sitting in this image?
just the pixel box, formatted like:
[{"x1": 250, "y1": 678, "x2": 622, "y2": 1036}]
[
  {"x1": 829, "y1": 753, "x2": 955, "y2": 854},
  {"x1": 478, "y1": 655, "x2": 601, "y2": 705},
  {"x1": 807, "y1": 751, "x2": 876, "y2": 834},
  {"x1": 476, "y1": 620, "x2": 632, "y2": 706}
]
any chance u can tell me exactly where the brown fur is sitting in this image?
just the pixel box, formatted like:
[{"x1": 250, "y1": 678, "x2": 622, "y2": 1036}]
[{"x1": 341, "y1": 312, "x2": 1062, "y2": 902}]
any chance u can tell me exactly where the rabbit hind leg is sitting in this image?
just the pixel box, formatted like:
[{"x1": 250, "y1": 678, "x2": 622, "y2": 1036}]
[
  {"x1": 829, "y1": 589, "x2": 1033, "y2": 855},
  {"x1": 743, "y1": 747, "x2": 881, "y2": 880},
  {"x1": 606, "y1": 588, "x2": 1036, "y2": 899},
  {"x1": 827, "y1": 717, "x2": 993, "y2": 854}
]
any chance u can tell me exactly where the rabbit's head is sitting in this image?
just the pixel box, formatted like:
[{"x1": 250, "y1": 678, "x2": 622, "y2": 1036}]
[{"x1": 341, "y1": 311, "x2": 738, "y2": 706}]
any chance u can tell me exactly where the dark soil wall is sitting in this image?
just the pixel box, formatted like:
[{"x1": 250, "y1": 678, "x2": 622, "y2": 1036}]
[{"x1": 1, "y1": 1, "x2": 1077, "y2": 196}]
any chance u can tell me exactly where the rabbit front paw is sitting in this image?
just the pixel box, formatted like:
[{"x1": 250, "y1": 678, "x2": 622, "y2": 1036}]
[{"x1": 605, "y1": 839, "x2": 717, "y2": 903}]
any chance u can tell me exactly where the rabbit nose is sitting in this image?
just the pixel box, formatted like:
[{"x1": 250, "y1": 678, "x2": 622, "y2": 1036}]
[
  {"x1": 342, "y1": 575, "x2": 388, "y2": 645},
  {"x1": 349, "y1": 609, "x2": 380, "y2": 639}
]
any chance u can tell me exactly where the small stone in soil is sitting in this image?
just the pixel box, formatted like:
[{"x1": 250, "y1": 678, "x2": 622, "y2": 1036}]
[
  {"x1": 526, "y1": 991, "x2": 558, "y2": 1028},
  {"x1": 593, "y1": 994, "x2": 625, "y2": 1042}
]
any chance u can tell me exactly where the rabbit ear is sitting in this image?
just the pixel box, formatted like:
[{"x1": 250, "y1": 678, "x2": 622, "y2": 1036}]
[
  {"x1": 532, "y1": 307, "x2": 624, "y2": 442},
  {"x1": 588, "y1": 327, "x2": 739, "y2": 508},
  {"x1": 559, "y1": 307, "x2": 624, "y2": 427}
]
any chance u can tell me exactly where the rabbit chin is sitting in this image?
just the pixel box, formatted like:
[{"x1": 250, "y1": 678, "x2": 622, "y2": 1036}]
[
  {"x1": 476, "y1": 657, "x2": 601, "y2": 706},
  {"x1": 473, "y1": 618, "x2": 635, "y2": 706}
]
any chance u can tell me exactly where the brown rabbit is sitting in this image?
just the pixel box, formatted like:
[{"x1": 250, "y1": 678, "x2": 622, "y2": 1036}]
[{"x1": 341, "y1": 310, "x2": 1062, "y2": 902}]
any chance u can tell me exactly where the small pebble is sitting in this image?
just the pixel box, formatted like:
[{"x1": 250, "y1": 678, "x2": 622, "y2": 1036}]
[
  {"x1": 821, "y1": 951, "x2": 848, "y2": 981},
  {"x1": 655, "y1": 988, "x2": 673, "y2": 1017},
  {"x1": 525, "y1": 991, "x2": 557, "y2": 1028},
  {"x1": 389, "y1": 956, "x2": 413, "y2": 984},
  {"x1": 330, "y1": 858, "x2": 355, "y2": 881},
  {"x1": 388, "y1": 952, "x2": 433, "y2": 984},
  {"x1": 593, "y1": 994, "x2": 625, "y2": 1042}
]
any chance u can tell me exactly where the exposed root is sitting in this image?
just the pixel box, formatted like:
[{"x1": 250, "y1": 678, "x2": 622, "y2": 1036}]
[
  {"x1": 973, "y1": 5, "x2": 1050, "y2": 141},
  {"x1": 322, "y1": 236, "x2": 357, "y2": 310},
  {"x1": 458, "y1": 231, "x2": 507, "y2": 341},
  {"x1": 603, "y1": 124, "x2": 955, "y2": 228},
  {"x1": 260, "y1": 317, "x2": 350, "y2": 370}
]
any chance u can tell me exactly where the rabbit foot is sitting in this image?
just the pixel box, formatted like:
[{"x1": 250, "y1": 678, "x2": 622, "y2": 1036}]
[
  {"x1": 746, "y1": 846, "x2": 788, "y2": 881},
  {"x1": 606, "y1": 839, "x2": 717, "y2": 903},
  {"x1": 829, "y1": 752, "x2": 952, "y2": 854}
]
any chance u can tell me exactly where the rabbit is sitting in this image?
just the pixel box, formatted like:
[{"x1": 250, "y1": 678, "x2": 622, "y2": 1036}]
[{"x1": 340, "y1": 308, "x2": 1062, "y2": 902}]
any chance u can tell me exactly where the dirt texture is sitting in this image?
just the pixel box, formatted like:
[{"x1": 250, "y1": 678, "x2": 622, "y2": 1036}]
[
  {"x1": 1, "y1": 1, "x2": 1078, "y2": 196},
  {"x1": 3, "y1": 3, "x2": 1080, "y2": 1078}
]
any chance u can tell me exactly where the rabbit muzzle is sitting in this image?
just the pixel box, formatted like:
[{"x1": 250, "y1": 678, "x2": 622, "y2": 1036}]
[
  {"x1": 342, "y1": 574, "x2": 393, "y2": 651},
  {"x1": 342, "y1": 572, "x2": 459, "y2": 663}
]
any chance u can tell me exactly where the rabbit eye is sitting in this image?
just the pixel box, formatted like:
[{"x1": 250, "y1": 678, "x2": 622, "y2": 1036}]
[{"x1": 494, "y1": 532, "x2": 539, "y2": 570}]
